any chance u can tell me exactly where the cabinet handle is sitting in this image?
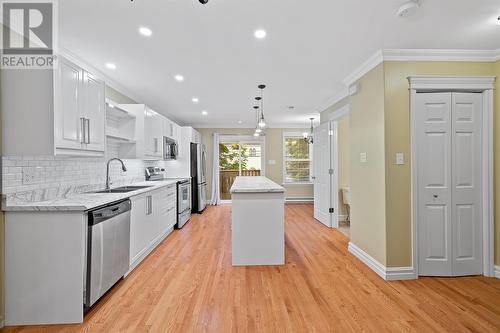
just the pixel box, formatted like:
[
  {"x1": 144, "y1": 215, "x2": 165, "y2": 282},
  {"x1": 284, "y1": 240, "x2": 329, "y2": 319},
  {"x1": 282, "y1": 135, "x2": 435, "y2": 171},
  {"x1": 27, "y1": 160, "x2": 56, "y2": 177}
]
[
  {"x1": 146, "y1": 196, "x2": 153, "y2": 215},
  {"x1": 153, "y1": 138, "x2": 158, "y2": 153},
  {"x1": 80, "y1": 117, "x2": 86, "y2": 143},
  {"x1": 85, "y1": 118, "x2": 90, "y2": 144}
]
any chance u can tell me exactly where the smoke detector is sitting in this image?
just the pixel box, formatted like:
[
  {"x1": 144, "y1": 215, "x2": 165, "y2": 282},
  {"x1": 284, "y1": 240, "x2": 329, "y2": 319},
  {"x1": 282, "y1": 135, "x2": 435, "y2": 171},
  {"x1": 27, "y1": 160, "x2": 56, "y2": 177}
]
[{"x1": 397, "y1": 0, "x2": 420, "y2": 17}]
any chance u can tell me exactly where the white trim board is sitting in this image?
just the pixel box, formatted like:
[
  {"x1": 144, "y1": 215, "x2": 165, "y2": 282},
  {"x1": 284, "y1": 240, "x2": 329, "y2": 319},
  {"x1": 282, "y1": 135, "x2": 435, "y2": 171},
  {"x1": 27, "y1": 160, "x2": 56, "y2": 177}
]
[
  {"x1": 408, "y1": 76, "x2": 495, "y2": 278},
  {"x1": 348, "y1": 242, "x2": 416, "y2": 281},
  {"x1": 495, "y1": 266, "x2": 500, "y2": 279},
  {"x1": 285, "y1": 197, "x2": 314, "y2": 203},
  {"x1": 326, "y1": 104, "x2": 350, "y2": 121}
]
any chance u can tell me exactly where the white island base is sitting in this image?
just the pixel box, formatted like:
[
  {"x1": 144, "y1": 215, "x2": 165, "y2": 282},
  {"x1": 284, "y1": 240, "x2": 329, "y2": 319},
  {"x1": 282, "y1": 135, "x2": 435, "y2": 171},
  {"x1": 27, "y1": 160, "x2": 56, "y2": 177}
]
[{"x1": 230, "y1": 177, "x2": 285, "y2": 266}]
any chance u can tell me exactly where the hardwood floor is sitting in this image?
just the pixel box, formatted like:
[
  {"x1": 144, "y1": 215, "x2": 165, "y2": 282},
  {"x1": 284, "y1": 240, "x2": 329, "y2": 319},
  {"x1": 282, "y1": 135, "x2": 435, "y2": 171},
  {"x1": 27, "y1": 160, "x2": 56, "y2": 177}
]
[{"x1": 4, "y1": 204, "x2": 500, "y2": 332}]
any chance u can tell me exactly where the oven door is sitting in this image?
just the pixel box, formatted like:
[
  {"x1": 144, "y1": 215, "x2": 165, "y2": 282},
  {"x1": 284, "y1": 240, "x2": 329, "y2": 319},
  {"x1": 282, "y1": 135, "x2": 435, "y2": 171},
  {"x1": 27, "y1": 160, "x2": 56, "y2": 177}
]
[{"x1": 178, "y1": 182, "x2": 191, "y2": 213}]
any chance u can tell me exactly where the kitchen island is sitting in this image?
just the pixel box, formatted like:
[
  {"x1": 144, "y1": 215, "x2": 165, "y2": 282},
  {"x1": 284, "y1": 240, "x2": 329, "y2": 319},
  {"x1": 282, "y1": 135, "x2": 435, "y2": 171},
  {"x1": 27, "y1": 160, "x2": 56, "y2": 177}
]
[{"x1": 230, "y1": 176, "x2": 285, "y2": 266}]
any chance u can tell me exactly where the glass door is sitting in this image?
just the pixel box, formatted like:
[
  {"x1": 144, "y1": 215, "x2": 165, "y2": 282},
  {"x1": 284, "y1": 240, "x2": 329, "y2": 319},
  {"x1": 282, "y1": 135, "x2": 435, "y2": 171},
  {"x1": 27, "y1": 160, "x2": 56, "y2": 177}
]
[{"x1": 219, "y1": 141, "x2": 263, "y2": 200}]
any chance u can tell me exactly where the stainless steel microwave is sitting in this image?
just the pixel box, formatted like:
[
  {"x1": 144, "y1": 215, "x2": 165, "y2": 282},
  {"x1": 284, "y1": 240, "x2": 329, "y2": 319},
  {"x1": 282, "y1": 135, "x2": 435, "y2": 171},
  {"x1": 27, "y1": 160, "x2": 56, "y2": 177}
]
[{"x1": 163, "y1": 137, "x2": 178, "y2": 160}]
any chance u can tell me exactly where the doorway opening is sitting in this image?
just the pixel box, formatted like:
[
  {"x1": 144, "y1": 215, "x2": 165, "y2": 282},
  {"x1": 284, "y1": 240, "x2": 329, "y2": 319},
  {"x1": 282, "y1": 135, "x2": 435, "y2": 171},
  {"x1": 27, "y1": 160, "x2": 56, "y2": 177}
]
[
  {"x1": 219, "y1": 140, "x2": 264, "y2": 201},
  {"x1": 337, "y1": 115, "x2": 351, "y2": 238}
]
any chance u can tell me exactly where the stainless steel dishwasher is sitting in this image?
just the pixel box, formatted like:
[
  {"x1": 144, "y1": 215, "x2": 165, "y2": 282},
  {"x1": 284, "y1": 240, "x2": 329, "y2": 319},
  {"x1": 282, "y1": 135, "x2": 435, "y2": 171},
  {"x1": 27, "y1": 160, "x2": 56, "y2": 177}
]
[{"x1": 85, "y1": 199, "x2": 131, "y2": 309}]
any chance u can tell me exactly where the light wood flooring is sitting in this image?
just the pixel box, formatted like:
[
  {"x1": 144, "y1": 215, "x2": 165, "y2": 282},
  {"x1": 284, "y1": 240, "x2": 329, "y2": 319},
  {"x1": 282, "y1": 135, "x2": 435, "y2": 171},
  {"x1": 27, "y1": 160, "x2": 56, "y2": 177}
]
[{"x1": 3, "y1": 204, "x2": 500, "y2": 332}]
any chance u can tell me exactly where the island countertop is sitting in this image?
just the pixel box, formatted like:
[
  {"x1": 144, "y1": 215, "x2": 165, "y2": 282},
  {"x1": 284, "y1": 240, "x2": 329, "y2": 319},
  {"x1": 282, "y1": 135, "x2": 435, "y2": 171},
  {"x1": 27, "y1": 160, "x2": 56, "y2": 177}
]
[{"x1": 230, "y1": 176, "x2": 285, "y2": 194}]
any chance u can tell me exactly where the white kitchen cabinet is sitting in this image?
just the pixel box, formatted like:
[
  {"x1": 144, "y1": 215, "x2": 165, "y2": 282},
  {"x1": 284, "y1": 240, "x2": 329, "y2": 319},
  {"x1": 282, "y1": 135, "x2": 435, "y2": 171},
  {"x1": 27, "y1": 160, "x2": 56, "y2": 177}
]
[
  {"x1": 144, "y1": 108, "x2": 163, "y2": 159},
  {"x1": 2, "y1": 56, "x2": 105, "y2": 156},
  {"x1": 82, "y1": 71, "x2": 106, "y2": 152},
  {"x1": 54, "y1": 59, "x2": 83, "y2": 151},
  {"x1": 129, "y1": 185, "x2": 177, "y2": 272},
  {"x1": 155, "y1": 185, "x2": 177, "y2": 235}
]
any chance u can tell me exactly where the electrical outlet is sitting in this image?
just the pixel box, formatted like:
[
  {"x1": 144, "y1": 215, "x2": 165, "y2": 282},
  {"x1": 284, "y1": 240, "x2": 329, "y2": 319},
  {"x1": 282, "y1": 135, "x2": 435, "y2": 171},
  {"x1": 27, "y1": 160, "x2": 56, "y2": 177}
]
[
  {"x1": 396, "y1": 153, "x2": 405, "y2": 165},
  {"x1": 360, "y1": 152, "x2": 367, "y2": 163}
]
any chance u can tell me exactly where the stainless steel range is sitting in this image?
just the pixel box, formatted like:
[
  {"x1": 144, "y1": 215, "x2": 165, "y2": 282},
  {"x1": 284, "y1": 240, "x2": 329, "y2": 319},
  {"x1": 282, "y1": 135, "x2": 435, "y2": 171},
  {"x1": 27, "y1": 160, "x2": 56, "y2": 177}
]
[{"x1": 145, "y1": 167, "x2": 192, "y2": 228}]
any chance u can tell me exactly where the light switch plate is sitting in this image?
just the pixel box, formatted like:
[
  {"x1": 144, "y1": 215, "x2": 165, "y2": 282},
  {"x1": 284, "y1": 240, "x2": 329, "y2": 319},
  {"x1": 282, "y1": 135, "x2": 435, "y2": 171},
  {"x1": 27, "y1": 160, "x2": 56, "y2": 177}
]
[
  {"x1": 360, "y1": 152, "x2": 367, "y2": 163},
  {"x1": 22, "y1": 167, "x2": 44, "y2": 185},
  {"x1": 396, "y1": 153, "x2": 405, "y2": 165},
  {"x1": 268, "y1": 160, "x2": 276, "y2": 165}
]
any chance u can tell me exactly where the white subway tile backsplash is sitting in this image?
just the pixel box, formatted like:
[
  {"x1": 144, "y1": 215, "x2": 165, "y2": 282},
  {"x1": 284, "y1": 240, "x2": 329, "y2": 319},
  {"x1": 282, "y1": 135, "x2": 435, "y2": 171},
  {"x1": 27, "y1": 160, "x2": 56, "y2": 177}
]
[{"x1": 2, "y1": 154, "x2": 169, "y2": 205}]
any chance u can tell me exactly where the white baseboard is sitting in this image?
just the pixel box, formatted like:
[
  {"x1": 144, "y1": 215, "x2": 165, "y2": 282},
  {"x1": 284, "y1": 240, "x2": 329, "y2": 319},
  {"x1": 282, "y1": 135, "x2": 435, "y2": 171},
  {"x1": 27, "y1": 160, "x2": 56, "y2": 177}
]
[
  {"x1": 285, "y1": 197, "x2": 313, "y2": 203},
  {"x1": 494, "y1": 265, "x2": 500, "y2": 279},
  {"x1": 348, "y1": 242, "x2": 417, "y2": 281}
]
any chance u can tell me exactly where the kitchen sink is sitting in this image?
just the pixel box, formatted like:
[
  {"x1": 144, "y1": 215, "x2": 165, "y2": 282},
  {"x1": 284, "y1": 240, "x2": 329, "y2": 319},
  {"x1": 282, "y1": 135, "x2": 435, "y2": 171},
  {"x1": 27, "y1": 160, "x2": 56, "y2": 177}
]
[{"x1": 90, "y1": 185, "x2": 153, "y2": 194}]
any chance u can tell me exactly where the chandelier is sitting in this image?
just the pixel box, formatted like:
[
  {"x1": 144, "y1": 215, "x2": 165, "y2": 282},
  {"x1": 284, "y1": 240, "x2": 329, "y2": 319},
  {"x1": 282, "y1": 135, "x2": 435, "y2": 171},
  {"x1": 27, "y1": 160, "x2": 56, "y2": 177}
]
[{"x1": 303, "y1": 118, "x2": 314, "y2": 144}]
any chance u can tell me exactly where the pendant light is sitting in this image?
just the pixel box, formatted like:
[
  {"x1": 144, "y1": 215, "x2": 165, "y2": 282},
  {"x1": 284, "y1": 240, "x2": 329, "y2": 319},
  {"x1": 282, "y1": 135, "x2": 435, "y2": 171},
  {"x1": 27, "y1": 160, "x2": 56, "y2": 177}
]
[
  {"x1": 253, "y1": 106, "x2": 261, "y2": 136},
  {"x1": 303, "y1": 118, "x2": 314, "y2": 144},
  {"x1": 258, "y1": 84, "x2": 266, "y2": 128}
]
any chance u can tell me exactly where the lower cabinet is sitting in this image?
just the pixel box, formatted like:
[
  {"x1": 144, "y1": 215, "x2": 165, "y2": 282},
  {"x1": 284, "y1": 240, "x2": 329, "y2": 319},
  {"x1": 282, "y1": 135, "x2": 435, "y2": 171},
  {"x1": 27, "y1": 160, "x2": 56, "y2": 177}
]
[{"x1": 129, "y1": 185, "x2": 177, "y2": 271}]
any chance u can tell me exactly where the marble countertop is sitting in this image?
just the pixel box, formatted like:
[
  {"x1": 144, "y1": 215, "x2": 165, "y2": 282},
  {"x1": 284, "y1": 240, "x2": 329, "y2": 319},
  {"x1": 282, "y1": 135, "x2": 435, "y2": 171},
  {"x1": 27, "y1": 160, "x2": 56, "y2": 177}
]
[
  {"x1": 3, "y1": 180, "x2": 183, "y2": 212},
  {"x1": 230, "y1": 176, "x2": 285, "y2": 194}
]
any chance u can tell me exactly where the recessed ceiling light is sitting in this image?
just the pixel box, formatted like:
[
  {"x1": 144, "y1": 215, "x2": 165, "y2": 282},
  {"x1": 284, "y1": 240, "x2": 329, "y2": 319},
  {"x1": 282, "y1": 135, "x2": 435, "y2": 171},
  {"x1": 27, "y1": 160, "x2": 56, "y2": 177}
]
[
  {"x1": 139, "y1": 26, "x2": 153, "y2": 37},
  {"x1": 254, "y1": 29, "x2": 267, "y2": 39},
  {"x1": 202, "y1": 111, "x2": 208, "y2": 116},
  {"x1": 106, "y1": 63, "x2": 116, "y2": 70},
  {"x1": 175, "y1": 75, "x2": 184, "y2": 82},
  {"x1": 192, "y1": 97, "x2": 199, "y2": 103},
  {"x1": 238, "y1": 120, "x2": 243, "y2": 124}
]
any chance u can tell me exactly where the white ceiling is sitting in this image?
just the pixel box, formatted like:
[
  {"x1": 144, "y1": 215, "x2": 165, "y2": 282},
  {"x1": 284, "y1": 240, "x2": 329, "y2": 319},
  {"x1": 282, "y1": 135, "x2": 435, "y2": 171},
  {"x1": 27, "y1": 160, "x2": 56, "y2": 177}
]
[{"x1": 60, "y1": 0, "x2": 500, "y2": 127}]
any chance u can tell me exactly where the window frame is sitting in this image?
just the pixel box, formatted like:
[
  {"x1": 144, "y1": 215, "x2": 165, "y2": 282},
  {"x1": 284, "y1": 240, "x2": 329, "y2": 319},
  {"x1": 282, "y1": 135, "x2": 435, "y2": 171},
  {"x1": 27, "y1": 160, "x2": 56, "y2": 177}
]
[{"x1": 282, "y1": 132, "x2": 313, "y2": 185}]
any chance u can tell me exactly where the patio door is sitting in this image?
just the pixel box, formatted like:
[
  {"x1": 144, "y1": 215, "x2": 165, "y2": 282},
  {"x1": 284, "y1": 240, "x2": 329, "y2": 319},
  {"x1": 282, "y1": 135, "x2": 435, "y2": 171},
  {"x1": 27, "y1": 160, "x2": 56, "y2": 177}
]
[{"x1": 219, "y1": 139, "x2": 264, "y2": 201}]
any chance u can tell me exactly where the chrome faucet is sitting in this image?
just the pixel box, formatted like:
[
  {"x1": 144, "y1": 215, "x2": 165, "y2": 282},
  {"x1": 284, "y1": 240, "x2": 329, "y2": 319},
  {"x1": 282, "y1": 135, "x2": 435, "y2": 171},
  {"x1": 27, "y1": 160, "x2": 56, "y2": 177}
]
[{"x1": 106, "y1": 158, "x2": 127, "y2": 190}]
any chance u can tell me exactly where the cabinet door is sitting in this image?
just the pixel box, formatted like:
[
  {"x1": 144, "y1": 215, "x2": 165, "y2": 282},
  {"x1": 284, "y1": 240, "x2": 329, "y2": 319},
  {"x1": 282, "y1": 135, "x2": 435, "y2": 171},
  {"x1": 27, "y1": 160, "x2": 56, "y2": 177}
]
[
  {"x1": 154, "y1": 186, "x2": 177, "y2": 235},
  {"x1": 130, "y1": 195, "x2": 150, "y2": 264},
  {"x1": 54, "y1": 58, "x2": 84, "y2": 150},
  {"x1": 144, "y1": 108, "x2": 162, "y2": 158},
  {"x1": 82, "y1": 71, "x2": 105, "y2": 152}
]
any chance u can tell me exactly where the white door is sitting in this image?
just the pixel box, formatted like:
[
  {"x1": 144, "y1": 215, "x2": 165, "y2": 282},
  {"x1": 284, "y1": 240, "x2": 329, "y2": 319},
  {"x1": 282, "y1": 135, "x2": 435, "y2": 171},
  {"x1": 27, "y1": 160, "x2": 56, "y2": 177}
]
[
  {"x1": 54, "y1": 58, "x2": 84, "y2": 150},
  {"x1": 416, "y1": 92, "x2": 482, "y2": 276},
  {"x1": 82, "y1": 71, "x2": 105, "y2": 152},
  {"x1": 451, "y1": 93, "x2": 482, "y2": 276},
  {"x1": 313, "y1": 122, "x2": 332, "y2": 227}
]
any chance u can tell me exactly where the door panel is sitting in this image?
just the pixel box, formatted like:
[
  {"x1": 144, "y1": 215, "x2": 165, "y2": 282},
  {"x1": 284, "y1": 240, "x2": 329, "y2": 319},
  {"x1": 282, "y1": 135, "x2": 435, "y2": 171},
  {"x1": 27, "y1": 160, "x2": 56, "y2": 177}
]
[
  {"x1": 416, "y1": 93, "x2": 453, "y2": 276},
  {"x1": 54, "y1": 58, "x2": 83, "y2": 150},
  {"x1": 313, "y1": 122, "x2": 331, "y2": 227},
  {"x1": 83, "y1": 72, "x2": 105, "y2": 152},
  {"x1": 451, "y1": 93, "x2": 482, "y2": 276}
]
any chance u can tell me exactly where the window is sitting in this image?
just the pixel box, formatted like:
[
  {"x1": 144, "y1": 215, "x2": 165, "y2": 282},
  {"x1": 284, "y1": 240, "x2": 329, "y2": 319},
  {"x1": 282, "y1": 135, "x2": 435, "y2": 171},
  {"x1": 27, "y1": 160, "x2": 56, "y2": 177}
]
[{"x1": 283, "y1": 133, "x2": 312, "y2": 184}]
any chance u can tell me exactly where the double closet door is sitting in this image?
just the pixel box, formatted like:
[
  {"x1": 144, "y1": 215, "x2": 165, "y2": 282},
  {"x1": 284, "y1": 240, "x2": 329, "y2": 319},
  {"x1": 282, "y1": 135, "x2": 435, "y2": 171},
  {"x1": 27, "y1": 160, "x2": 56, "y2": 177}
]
[{"x1": 416, "y1": 92, "x2": 483, "y2": 276}]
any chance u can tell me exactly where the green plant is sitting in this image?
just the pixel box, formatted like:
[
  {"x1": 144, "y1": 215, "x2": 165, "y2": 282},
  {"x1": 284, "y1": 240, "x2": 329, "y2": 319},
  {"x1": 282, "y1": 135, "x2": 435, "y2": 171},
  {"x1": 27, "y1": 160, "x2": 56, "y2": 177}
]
[{"x1": 219, "y1": 144, "x2": 249, "y2": 170}]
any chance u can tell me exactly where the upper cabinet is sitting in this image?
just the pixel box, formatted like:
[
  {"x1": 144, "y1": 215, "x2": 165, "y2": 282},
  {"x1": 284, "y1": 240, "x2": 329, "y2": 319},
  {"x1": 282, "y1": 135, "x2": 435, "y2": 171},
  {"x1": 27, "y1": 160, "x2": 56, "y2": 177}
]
[
  {"x1": 144, "y1": 108, "x2": 163, "y2": 159},
  {"x1": 2, "y1": 57, "x2": 105, "y2": 156},
  {"x1": 54, "y1": 58, "x2": 105, "y2": 154}
]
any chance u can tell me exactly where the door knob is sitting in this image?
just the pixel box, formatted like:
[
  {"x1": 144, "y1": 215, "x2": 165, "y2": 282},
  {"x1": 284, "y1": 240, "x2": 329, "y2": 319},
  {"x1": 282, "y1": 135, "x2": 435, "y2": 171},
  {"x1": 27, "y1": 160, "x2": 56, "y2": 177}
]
[{"x1": 433, "y1": 194, "x2": 438, "y2": 199}]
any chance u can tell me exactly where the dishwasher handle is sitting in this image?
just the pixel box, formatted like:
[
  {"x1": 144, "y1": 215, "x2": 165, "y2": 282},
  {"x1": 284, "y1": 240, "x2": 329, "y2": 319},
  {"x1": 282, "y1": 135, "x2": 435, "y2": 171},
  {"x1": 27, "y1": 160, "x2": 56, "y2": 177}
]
[{"x1": 89, "y1": 200, "x2": 131, "y2": 226}]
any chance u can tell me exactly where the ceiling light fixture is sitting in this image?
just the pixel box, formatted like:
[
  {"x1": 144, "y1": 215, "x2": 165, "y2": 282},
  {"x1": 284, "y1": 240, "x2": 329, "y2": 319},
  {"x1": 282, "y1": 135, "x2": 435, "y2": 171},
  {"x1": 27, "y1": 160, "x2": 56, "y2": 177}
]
[
  {"x1": 254, "y1": 29, "x2": 267, "y2": 39},
  {"x1": 257, "y1": 85, "x2": 266, "y2": 128},
  {"x1": 192, "y1": 97, "x2": 199, "y2": 103},
  {"x1": 106, "y1": 63, "x2": 116, "y2": 70},
  {"x1": 175, "y1": 75, "x2": 184, "y2": 81},
  {"x1": 303, "y1": 118, "x2": 315, "y2": 144},
  {"x1": 202, "y1": 110, "x2": 208, "y2": 116},
  {"x1": 138, "y1": 26, "x2": 153, "y2": 37},
  {"x1": 238, "y1": 120, "x2": 243, "y2": 124}
]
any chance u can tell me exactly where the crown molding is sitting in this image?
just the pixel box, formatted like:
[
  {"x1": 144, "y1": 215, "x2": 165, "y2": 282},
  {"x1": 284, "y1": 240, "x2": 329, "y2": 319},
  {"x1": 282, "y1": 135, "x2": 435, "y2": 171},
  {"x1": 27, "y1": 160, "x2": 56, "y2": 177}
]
[
  {"x1": 318, "y1": 48, "x2": 500, "y2": 113},
  {"x1": 383, "y1": 48, "x2": 500, "y2": 62},
  {"x1": 342, "y1": 50, "x2": 384, "y2": 87},
  {"x1": 317, "y1": 87, "x2": 349, "y2": 113}
]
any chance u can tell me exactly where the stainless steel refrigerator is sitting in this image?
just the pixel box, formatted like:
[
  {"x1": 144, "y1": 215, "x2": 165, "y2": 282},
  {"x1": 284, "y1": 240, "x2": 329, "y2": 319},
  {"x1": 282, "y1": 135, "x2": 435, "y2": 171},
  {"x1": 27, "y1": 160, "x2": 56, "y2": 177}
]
[{"x1": 190, "y1": 143, "x2": 207, "y2": 213}]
